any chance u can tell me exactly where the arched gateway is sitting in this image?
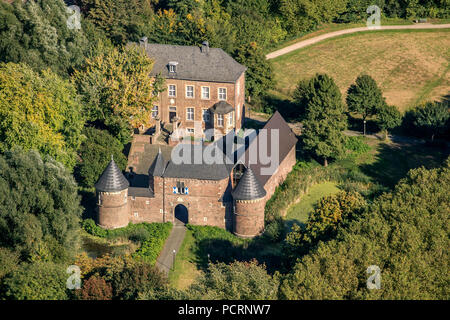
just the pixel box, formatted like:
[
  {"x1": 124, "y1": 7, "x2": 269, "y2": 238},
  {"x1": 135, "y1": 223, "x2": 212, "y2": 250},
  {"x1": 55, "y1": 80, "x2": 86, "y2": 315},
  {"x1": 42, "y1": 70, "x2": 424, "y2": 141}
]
[{"x1": 174, "y1": 204, "x2": 188, "y2": 225}]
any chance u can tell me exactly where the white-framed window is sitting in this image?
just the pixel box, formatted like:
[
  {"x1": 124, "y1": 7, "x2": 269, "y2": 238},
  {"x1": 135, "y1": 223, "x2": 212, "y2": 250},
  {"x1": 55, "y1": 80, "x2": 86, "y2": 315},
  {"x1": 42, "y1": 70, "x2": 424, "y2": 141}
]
[
  {"x1": 186, "y1": 128, "x2": 194, "y2": 135},
  {"x1": 152, "y1": 105, "x2": 159, "y2": 118},
  {"x1": 134, "y1": 212, "x2": 139, "y2": 217},
  {"x1": 186, "y1": 107, "x2": 194, "y2": 121},
  {"x1": 237, "y1": 104, "x2": 240, "y2": 120},
  {"x1": 202, "y1": 109, "x2": 210, "y2": 122},
  {"x1": 201, "y1": 86, "x2": 210, "y2": 99},
  {"x1": 169, "y1": 65, "x2": 176, "y2": 73},
  {"x1": 168, "y1": 84, "x2": 176, "y2": 97},
  {"x1": 169, "y1": 106, "x2": 177, "y2": 112},
  {"x1": 217, "y1": 114, "x2": 224, "y2": 127},
  {"x1": 228, "y1": 111, "x2": 234, "y2": 126},
  {"x1": 218, "y1": 88, "x2": 227, "y2": 101},
  {"x1": 186, "y1": 85, "x2": 194, "y2": 98}
]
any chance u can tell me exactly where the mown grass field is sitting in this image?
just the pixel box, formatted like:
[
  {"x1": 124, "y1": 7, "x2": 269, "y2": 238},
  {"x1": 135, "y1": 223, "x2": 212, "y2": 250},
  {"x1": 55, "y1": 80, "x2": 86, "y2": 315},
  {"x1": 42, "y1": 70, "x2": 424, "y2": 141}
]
[{"x1": 271, "y1": 29, "x2": 450, "y2": 111}]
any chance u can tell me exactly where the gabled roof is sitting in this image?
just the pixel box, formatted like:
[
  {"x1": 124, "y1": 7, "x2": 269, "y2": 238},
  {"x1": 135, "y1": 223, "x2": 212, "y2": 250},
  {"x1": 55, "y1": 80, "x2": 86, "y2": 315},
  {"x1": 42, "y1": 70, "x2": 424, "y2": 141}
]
[
  {"x1": 140, "y1": 43, "x2": 247, "y2": 83},
  {"x1": 239, "y1": 111, "x2": 298, "y2": 186},
  {"x1": 148, "y1": 148, "x2": 166, "y2": 177},
  {"x1": 232, "y1": 167, "x2": 266, "y2": 201},
  {"x1": 95, "y1": 159, "x2": 129, "y2": 192}
]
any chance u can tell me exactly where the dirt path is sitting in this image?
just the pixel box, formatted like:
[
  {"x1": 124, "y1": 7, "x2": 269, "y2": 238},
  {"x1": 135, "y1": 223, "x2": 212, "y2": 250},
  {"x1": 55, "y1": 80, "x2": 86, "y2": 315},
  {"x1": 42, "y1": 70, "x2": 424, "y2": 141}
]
[{"x1": 266, "y1": 23, "x2": 450, "y2": 60}]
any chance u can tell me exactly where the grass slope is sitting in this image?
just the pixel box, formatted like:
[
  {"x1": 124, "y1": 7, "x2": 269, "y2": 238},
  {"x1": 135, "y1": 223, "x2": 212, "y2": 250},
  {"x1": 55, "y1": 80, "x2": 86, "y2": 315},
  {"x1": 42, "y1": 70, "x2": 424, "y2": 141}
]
[{"x1": 271, "y1": 29, "x2": 450, "y2": 111}]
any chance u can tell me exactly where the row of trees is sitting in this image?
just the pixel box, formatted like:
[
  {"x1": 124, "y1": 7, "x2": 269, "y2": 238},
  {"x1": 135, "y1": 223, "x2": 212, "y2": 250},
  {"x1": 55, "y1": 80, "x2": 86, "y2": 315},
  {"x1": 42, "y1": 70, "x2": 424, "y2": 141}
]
[{"x1": 294, "y1": 73, "x2": 449, "y2": 166}]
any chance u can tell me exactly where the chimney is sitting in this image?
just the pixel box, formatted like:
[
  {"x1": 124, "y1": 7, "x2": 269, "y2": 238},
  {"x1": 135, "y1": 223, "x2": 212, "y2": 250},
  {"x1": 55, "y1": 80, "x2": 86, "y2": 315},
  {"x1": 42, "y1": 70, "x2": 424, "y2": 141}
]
[
  {"x1": 201, "y1": 41, "x2": 209, "y2": 54},
  {"x1": 139, "y1": 36, "x2": 148, "y2": 49}
]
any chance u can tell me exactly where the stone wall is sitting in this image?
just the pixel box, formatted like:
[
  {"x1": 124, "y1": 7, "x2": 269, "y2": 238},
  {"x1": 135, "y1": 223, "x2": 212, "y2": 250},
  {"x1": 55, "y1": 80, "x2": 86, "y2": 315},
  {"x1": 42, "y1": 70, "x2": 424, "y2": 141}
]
[{"x1": 97, "y1": 189, "x2": 129, "y2": 229}]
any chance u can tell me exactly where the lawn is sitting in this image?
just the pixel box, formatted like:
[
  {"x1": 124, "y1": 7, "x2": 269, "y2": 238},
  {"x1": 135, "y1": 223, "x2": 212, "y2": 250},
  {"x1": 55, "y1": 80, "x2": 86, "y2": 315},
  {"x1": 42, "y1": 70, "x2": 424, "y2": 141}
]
[
  {"x1": 271, "y1": 29, "x2": 450, "y2": 111},
  {"x1": 285, "y1": 181, "x2": 341, "y2": 230},
  {"x1": 169, "y1": 229, "x2": 202, "y2": 290}
]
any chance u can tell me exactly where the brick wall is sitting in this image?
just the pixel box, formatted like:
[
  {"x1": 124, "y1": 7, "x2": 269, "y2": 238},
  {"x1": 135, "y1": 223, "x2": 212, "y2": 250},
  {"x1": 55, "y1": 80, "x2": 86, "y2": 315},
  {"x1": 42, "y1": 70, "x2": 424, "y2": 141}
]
[
  {"x1": 233, "y1": 198, "x2": 265, "y2": 238},
  {"x1": 263, "y1": 145, "x2": 297, "y2": 199},
  {"x1": 97, "y1": 190, "x2": 129, "y2": 229}
]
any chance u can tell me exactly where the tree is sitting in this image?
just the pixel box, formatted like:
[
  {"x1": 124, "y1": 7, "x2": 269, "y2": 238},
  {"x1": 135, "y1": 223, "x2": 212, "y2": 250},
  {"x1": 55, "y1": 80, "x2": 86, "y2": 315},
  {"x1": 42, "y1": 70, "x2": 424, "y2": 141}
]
[
  {"x1": 0, "y1": 0, "x2": 90, "y2": 76},
  {"x1": 234, "y1": 42, "x2": 275, "y2": 101},
  {"x1": 295, "y1": 74, "x2": 347, "y2": 166},
  {"x1": 72, "y1": 45, "x2": 164, "y2": 144},
  {"x1": 285, "y1": 191, "x2": 366, "y2": 261},
  {"x1": 0, "y1": 262, "x2": 68, "y2": 300},
  {"x1": 75, "y1": 127, "x2": 127, "y2": 188},
  {"x1": 376, "y1": 103, "x2": 402, "y2": 140},
  {"x1": 280, "y1": 160, "x2": 450, "y2": 299},
  {"x1": 346, "y1": 74, "x2": 385, "y2": 135},
  {"x1": 0, "y1": 62, "x2": 85, "y2": 169},
  {"x1": 74, "y1": 276, "x2": 113, "y2": 300},
  {"x1": 187, "y1": 260, "x2": 279, "y2": 300},
  {"x1": 412, "y1": 101, "x2": 449, "y2": 142},
  {"x1": 0, "y1": 149, "x2": 82, "y2": 262}
]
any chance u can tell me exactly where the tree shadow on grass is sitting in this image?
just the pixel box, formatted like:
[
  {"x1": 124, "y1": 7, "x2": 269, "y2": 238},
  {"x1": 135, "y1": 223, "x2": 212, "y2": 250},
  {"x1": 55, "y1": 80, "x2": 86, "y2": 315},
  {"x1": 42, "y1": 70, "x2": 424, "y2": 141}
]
[{"x1": 360, "y1": 140, "x2": 449, "y2": 188}]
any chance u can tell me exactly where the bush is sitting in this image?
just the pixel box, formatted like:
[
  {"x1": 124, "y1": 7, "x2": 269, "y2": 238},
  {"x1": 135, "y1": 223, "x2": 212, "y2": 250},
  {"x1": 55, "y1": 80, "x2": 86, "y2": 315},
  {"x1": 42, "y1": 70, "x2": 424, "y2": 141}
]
[
  {"x1": 263, "y1": 218, "x2": 286, "y2": 243},
  {"x1": 344, "y1": 136, "x2": 371, "y2": 155},
  {"x1": 82, "y1": 219, "x2": 108, "y2": 238}
]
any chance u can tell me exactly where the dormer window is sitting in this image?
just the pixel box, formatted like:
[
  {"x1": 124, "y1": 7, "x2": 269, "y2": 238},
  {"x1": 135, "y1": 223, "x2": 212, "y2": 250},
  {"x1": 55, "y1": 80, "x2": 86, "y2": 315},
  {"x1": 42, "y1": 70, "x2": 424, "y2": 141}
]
[{"x1": 168, "y1": 61, "x2": 178, "y2": 73}]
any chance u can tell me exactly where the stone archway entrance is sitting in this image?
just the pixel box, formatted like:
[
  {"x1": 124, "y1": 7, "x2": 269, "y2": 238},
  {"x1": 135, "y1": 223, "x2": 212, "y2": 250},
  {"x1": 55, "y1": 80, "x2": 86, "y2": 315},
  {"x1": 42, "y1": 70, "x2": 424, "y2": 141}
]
[{"x1": 174, "y1": 204, "x2": 188, "y2": 225}]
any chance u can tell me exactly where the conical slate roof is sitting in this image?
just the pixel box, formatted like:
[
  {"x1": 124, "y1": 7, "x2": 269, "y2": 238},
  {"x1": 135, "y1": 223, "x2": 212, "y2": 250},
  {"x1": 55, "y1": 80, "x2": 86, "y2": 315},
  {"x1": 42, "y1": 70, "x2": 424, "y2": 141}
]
[
  {"x1": 95, "y1": 158, "x2": 129, "y2": 192},
  {"x1": 148, "y1": 148, "x2": 165, "y2": 177},
  {"x1": 232, "y1": 166, "x2": 266, "y2": 201}
]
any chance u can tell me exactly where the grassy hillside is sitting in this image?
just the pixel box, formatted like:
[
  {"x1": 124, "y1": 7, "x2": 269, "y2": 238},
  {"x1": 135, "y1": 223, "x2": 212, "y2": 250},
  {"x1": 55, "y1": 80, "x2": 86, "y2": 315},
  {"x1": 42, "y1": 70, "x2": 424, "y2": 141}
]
[{"x1": 271, "y1": 29, "x2": 450, "y2": 111}]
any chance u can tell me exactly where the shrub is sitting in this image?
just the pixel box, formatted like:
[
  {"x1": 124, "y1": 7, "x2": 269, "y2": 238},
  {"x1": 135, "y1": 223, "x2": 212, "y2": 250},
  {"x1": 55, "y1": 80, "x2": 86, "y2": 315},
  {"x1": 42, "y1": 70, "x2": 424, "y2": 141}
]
[
  {"x1": 344, "y1": 136, "x2": 371, "y2": 155},
  {"x1": 263, "y1": 218, "x2": 286, "y2": 243},
  {"x1": 82, "y1": 219, "x2": 108, "y2": 238}
]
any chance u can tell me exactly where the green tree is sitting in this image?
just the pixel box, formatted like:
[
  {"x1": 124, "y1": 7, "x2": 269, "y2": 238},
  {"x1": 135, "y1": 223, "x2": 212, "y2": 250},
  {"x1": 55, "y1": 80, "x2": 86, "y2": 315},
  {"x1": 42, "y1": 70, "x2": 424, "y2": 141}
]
[
  {"x1": 280, "y1": 160, "x2": 450, "y2": 299},
  {"x1": 234, "y1": 42, "x2": 275, "y2": 101},
  {"x1": 187, "y1": 260, "x2": 279, "y2": 300},
  {"x1": 0, "y1": 62, "x2": 85, "y2": 169},
  {"x1": 376, "y1": 103, "x2": 402, "y2": 140},
  {"x1": 346, "y1": 74, "x2": 385, "y2": 134},
  {"x1": 412, "y1": 101, "x2": 449, "y2": 142},
  {"x1": 75, "y1": 127, "x2": 127, "y2": 188},
  {"x1": 295, "y1": 74, "x2": 347, "y2": 166},
  {"x1": 0, "y1": 149, "x2": 82, "y2": 262},
  {"x1": 0, "y1": 0, "x2": 89, "y2": 76},
  {"x1": 72, "y1": 45, "x2": 164, "y2": 143},
  {"x1": 0, "y1": 262, "x2": 68, "y2": 300}
]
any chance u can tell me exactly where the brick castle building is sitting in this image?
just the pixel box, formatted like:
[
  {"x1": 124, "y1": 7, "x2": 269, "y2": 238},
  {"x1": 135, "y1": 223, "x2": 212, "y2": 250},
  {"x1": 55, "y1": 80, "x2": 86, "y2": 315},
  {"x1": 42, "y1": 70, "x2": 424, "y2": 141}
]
[{"x1": 95, "y1": 41, "x2": 297, "y2": 238}]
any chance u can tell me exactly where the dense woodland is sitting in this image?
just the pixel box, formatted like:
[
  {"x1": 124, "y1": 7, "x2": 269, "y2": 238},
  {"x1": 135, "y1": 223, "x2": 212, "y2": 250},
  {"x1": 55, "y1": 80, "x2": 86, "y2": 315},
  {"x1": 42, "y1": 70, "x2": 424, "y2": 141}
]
[{"x1": 0, "y1": 0, "x2": 449, "y2": 300}]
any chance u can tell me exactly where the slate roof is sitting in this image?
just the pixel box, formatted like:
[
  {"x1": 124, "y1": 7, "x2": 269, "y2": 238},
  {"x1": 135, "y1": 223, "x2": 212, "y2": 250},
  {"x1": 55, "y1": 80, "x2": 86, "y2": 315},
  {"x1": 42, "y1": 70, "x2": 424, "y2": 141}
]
[
  {"x1": 162, "y1": 143, "x2": 233, "y2": 180},
  {"x1": 95, "y1": 159, "x2": 129, "y2": 192},
  {"x1": 210, "y1": 101, "x2": 234, "y2": 115},
  {"x1": 232, "y1": 167, "x2": 266, "y2": 201},
  {"x1": 140, "y1": 43, "x2": 247, "y2": 83},
  {"x1": 148, "y1": 148, "x2": 166, "y2": 177},
  {"x1": 128, "y1": 187, "x2": 154, "y2": 198},
  {"x1": 238, "y1": 111, "x2": 298, "y2": 187}
]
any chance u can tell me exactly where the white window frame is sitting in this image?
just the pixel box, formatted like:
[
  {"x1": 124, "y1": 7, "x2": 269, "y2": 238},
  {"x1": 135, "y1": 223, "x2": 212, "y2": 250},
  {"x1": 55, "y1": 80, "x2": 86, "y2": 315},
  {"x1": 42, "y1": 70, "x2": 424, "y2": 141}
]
[
  {"x1": 169, "y1": 65, "x2": 176, "y2": 73},
  {"x1": 237, "y1": 83, "x2": 240, "y2": 97},
  {"x1": 217, "y1": 114, "x2": 224, "y2": 127},
  {"x1": 168, "y1": 84, "x2": 176, "y2": 97},
  {"x1": 201, "y1": 86, "x2": 210, "y2": 100},
  {"x1": 237, "y1": 104, "x2": 240, "y2": 120},
  {"x1": 186, "y1": 85, "x2": 194, "y2": 98},
  {"x1": 202, "y1": 109, "x2": 210, "y2": 122},
  {"x1": 186, "y1": 128, "x2": 194, "y2": 135},
  {"x1": 218, "y1": 87, "x2": 227, "y2": 101},
  {"x1": 228, "y1": 111, "x2": 234, "y2": 126},
  {"x1": 186, "y1": 107, "x2": 194, "y2": 121},
  {"x1": 151, "y1": 105, "x2": 159, "y2": 118}
]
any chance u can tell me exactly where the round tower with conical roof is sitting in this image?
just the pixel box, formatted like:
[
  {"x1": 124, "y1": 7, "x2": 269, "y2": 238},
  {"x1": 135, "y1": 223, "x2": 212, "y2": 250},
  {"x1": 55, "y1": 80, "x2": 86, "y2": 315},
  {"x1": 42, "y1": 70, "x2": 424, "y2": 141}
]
[
  {"x1": 95, "y1": 157, "x2": 130, "y2": 229},
  {"x1": 231, "y1": 166, "x2": 267, "y2": 238}
]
